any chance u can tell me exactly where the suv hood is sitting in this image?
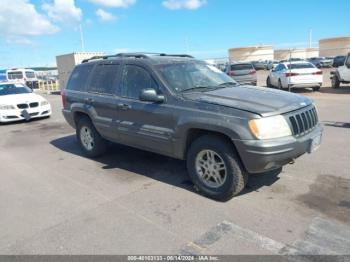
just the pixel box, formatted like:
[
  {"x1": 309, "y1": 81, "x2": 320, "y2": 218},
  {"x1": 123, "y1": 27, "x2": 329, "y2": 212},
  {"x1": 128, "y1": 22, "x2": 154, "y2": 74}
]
[{"x1": 183, "y1": 85, "x2": 312, "y2": 117}]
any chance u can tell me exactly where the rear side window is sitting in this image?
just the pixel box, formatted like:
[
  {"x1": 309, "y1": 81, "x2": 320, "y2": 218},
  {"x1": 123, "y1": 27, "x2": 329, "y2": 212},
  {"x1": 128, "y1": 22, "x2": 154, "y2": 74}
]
[
  {"x1": 88, "y1": 64, "x2": 120, "y2": 94},
  {"x1": 287, "y1": 63, "x2": 315, "y2": 69},
  {"x1": 230, "y1": 64, "x2": 253, "y2": 71},
  {"x1": 121, "y1": 65, "x2": 158, "y2": 99},
  {"x1": 66, "y1": 64, "x2": 94, "y2": 91}
]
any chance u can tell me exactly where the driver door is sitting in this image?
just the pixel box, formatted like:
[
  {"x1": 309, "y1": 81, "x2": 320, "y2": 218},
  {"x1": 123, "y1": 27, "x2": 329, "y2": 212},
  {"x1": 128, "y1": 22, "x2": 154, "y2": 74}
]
[{"x1": 114, "y1": 64, "x2": 176, "y2": 156}]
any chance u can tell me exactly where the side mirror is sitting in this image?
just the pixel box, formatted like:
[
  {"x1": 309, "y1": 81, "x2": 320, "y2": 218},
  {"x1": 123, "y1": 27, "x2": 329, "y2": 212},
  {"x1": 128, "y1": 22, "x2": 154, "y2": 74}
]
[{"x1": 139, "y1": 89, "x2": 165, "y2": 103}]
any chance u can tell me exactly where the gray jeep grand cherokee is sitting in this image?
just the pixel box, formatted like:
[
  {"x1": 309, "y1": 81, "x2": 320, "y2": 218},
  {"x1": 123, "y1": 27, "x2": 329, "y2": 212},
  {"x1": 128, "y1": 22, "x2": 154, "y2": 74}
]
[{"x1": 62, "y1": 53, "x2": 323, "y2": 201}]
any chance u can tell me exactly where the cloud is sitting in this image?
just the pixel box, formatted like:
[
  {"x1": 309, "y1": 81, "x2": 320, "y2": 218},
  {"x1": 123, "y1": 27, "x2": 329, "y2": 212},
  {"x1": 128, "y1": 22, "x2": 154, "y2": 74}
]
[
  {"x1": 88, "y1": 0, "x2": 136, "y2": 8},
  {"x1": 42, "y1": 0, "x2": 82, "y2": 24},
  {"x1": 6, "y1": 36, "x2": 34, "y2": 46},
  {"x1": 0, "y1": 0, "x2": 59, "y2": 38},
  {"x1": 96, "y1": 9, "x2": 118, "y2": 22},
  {"x1": 162, "y1": 0, "x2": 206, "y2": 10}
]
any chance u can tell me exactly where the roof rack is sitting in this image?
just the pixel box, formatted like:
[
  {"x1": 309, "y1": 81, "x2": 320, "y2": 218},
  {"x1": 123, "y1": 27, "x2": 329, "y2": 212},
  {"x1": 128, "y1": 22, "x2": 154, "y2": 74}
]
[
  {"x1": 81, "y1": 52, "x2": 194, "y2": 63},
  {"x1": 81, "y1": 55, "x2": 117, "y2": 63}
]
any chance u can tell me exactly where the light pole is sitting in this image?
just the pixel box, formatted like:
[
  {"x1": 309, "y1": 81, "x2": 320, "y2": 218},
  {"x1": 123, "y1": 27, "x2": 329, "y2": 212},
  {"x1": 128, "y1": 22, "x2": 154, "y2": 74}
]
[{"x1": 79, "y1": 24, "x2": 85, "y2": 52}]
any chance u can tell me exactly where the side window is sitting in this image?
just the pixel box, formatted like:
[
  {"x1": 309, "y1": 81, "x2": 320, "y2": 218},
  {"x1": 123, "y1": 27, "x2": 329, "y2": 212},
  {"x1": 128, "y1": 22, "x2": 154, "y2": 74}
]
[
  {"x1": 88, "y1": 64, "x2": 120, "y2": 94},
  {"x1": 121, "y1": 65, "x2": 158, "y2": 99},
  {"x1": 66, "y1": 64, "x2": 94, "y2": 91}
]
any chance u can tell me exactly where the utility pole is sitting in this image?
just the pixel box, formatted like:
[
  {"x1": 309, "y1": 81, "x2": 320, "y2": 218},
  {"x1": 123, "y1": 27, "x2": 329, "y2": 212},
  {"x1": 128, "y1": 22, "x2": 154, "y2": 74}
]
[{"x1": 79, "y1": 24, "x2": 85, "y2": 52}]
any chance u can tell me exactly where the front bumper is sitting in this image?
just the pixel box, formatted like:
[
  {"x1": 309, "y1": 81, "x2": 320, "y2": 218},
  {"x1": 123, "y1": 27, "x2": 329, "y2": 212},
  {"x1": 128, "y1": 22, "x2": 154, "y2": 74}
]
[
  {"x1": 0, "y1": 105, "x2": 51, "y2": 123},
  {"x1": 234, "y1": 124, "x2": 323, "y2": 174}
]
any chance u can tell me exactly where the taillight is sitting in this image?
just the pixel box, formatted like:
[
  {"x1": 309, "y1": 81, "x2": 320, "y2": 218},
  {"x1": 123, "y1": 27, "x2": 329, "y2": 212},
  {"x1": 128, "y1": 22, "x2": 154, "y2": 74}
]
[
  {"x1": 285, "y1": 72, "x2": 299, "y2": 77},
  {"x1": 312, "y1": 71, "x2": 323, "y2": 75},
  {"x1": 61, "y1": 90, "x2": 67, "y2": 108},
  {"x1": 249, "y1": 70, "x2": 256, "y2": 75},
  {"x1": 229, "y1": 71, "x2": 235, "y2": 76}
]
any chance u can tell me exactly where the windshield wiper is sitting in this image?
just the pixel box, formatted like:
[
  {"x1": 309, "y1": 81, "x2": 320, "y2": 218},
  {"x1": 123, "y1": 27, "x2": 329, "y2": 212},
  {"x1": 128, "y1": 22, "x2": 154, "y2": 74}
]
[
  {"x1": 219, "y1": 82, "x2": 239, "y2": 86},
  {"x1": 181, "y1": 86, "x2": 214, "y2": 93}
]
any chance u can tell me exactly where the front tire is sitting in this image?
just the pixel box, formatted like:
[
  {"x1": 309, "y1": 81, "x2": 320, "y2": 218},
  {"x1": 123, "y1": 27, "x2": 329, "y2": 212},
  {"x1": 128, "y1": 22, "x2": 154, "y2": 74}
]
[
  {"x1": 266, "y1": 77, "x2": 272, "y2": 88},
  {"x1": 76, "y1": 116, "x2": 107, "y2": 158},
  {"x1": 186, "y1": 135, "x2": 248, "y2": 201}
]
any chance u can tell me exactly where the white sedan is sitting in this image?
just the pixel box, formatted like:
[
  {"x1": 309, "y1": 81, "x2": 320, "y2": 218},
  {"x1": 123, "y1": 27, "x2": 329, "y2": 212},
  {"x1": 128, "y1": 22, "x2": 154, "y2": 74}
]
[
  {"x1": 266, "y1": 61, "x2": 323, "y2": 91},
  {"x1": 0, "y1": 82, "x2": 51, "y2": 123}
]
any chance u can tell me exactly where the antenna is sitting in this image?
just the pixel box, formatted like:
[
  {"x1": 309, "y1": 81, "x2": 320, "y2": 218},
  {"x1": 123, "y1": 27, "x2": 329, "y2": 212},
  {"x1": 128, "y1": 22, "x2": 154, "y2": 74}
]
[{"x1": 79, "y1": 24, "x2": 85, "y2": 52}]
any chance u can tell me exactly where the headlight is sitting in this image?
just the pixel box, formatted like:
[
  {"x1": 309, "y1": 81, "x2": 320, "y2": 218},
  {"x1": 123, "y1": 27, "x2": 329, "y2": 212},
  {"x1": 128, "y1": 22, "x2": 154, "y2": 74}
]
[
  {"x1": 249, "y1": 115, "x2": 292, "y2": 139},
  {"x1": 41, "y1": 100, "x2": 49, "y2": 106},
  {"x1": 0, "y1": 105, "x2": 15, "y2": 110}
]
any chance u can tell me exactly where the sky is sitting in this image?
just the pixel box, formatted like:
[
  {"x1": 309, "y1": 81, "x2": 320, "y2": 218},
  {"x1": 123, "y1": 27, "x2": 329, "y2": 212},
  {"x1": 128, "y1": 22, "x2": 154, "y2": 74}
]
[{"x1": 0, "y1": 0, "x2": 349, "y2": 68}]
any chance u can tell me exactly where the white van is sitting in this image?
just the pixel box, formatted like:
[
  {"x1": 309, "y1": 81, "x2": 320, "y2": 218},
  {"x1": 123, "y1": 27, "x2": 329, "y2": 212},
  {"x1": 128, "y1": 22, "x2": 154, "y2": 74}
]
[{"x1": 0, "y1": 68, "x2": 39, "y2": 89}]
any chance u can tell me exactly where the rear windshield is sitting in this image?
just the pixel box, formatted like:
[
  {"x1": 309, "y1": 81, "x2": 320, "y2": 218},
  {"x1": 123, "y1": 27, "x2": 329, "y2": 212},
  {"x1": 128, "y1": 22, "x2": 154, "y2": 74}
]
[
  {"x1": 230, "y1": 64, "x2": 253, "y2": 71},
  {"x1": 0, "y1": 84, "x2": 32, "y2": 96},
  {"x1": 25, "y1": 71, "x2": 36, "y2": 78},
  {"x1": 287, "y1": 63, "x2": 315, "y2": 69},
  {"x1": 8, "y1": 71, "x2": 23, "y2": 80}
]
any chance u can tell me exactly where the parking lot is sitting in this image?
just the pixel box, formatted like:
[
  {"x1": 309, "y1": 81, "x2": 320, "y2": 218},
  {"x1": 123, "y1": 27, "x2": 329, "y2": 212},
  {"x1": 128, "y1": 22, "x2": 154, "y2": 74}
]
[{"x1": 0, "y1": 71, "x2": 349, "y2": 256}]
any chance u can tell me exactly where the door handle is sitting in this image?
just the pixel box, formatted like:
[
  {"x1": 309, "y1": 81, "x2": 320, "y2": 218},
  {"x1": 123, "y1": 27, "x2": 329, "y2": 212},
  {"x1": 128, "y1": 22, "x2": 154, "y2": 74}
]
[{"x1": 116, "y1": 103, "x2": 131, "y2": 110}]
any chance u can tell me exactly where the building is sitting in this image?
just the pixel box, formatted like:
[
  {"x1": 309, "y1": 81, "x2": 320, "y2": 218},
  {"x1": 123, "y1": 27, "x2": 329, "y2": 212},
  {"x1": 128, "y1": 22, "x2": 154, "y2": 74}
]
[
  {"x1": 319, "y1": 36, "x2": 350, "y2": 57},
  {"x1": 56, "y1": 52, "x2": 105, "y2": 90},
  {"x1": 274, "y1": 48, "x2": 319, "y2": 61},
  {"x1": 228, "y1": 45, "x2": 273, "y2": 62}
]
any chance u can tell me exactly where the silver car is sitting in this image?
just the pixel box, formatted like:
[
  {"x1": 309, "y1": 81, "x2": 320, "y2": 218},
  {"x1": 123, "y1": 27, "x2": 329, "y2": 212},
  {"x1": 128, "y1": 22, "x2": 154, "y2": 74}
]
[{"x1": 226, "y1": 63, "x2": 257, "y2": 85}]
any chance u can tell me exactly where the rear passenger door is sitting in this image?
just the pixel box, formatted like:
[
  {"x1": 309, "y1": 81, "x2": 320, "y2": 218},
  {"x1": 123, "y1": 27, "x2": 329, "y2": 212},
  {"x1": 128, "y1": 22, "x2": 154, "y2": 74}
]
[
  {"x1": 115, "y1": 64, "x2": 175, "y2": 156},
  {"x1": 86, "y1": 62, "x2": 121, "y2": 139}
]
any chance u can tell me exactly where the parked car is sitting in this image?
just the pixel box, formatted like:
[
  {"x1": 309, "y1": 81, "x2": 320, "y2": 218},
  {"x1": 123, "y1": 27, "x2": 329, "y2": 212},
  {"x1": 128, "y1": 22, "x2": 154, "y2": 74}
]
[
  {"x1": 266, "y1": 61, "x2": 323, "y2": 91},
  {"x1": 0, "y1": 82, "x2": 51, "y2": 123},
  {"x1": 251, "y1": 60, "x2": 268, "y2": 70},
  {"x1": 332, "y1": 55, "x2": 346, "y2": 68},
  {"x1": 267, "y1": 60, "x2": 279, "y2": 70},
  {"x1": 0, "y1": 68, "x2": 39, "y2": 89},
  {"x1": 331, "y1": 53, "x2": 350, "y2": 88},
  {"x1": 308, "y1": 57, "x2": 333, "y2": 68},
  {"x1": 62, "y1": 53, "x2": 322, "y2": 200},
  {"x1": 226, "y1": 63, "x2": 257, "y2": 85}
]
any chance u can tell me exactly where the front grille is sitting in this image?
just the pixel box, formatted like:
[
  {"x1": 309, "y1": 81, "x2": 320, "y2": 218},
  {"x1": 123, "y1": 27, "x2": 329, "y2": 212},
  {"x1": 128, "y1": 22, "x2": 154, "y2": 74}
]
[
  {"x1": 288, "y1": 107, "x2": 319, "y2": 136},
  {"x1": 29, "y1": 102, "x2": 39, "y2": 108},
  {"x1": 17, "y1": 104, "x2": 29, "y2": 109}
]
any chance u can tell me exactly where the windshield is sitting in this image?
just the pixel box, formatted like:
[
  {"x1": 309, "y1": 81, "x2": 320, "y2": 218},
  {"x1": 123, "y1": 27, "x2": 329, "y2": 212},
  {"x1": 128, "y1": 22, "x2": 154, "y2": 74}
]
[
  {"x1": 8, "y1": 71, "x2": 24, "y2": 80},
  {"x1": 0, "y1": 84, "x2": 32, "y2": 96},
  {"x1": 287, "y1": 63, "x2": 315, "y2": 69},
  {"x1": 157, "y1": 62, "x2": 238, "y2": 93}
]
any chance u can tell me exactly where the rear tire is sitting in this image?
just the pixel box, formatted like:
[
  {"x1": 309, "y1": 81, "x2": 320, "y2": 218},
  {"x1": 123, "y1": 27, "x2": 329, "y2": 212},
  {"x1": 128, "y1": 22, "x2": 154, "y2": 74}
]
[
  {"x1": 331, "y1": 75, "x2": 340, "y2": 89},
  {"x1": 76, "y1": 116, "x2": 107, "y2": 158},
  {"x1": 186, "y1": 135, "x2": 248, "y2": 201}
]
